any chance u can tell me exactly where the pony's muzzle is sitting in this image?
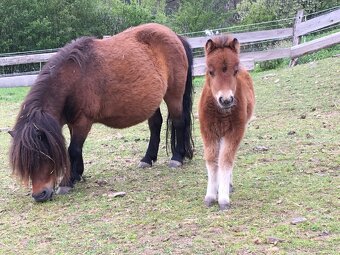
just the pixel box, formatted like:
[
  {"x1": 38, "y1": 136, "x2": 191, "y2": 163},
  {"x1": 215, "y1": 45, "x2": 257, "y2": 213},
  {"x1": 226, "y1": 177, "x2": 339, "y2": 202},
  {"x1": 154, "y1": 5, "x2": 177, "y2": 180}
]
[
  {"x1": 32, "y1": 188, "x2": 53, "y2": 202},
  {"x1": 218, "y1": 95, "x2": 235, "y2": 109}
]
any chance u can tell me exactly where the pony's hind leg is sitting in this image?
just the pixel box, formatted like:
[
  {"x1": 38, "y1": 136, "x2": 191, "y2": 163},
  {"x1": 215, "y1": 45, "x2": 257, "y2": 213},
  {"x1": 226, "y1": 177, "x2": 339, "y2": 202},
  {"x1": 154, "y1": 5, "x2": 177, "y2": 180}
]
[
  {"x1": 168, "y1": 117, "x2": 186, "y2": 167},
  {"x1": 165, "y1": 95, "x2": 193, "y2": 168},
  {"x1": 57, "y1": 117, "x2": 92, "y2": 194},
  {"x1": 139, "y1": 108, "x2": 163, "y2": 168}
]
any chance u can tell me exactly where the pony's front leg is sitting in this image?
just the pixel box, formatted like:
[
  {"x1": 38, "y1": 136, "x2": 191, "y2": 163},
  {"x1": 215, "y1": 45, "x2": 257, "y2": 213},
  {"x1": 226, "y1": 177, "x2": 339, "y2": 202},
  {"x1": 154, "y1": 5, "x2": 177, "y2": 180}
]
[
  {"x1": 217, "y1": 136, "x2": 241, "y2": 210},
  {"x1": 57, "y1": 117, "x2": 91, "y2": 194},
  {"x1": 203, "y1": 141, "x2": 219, "y2": 207},
  {"x1": 139, "y1": 108, "x2": 162, "y2": 168},
  {"x1": 205, "y1": 160, "x2": 218, "y2": 207}
]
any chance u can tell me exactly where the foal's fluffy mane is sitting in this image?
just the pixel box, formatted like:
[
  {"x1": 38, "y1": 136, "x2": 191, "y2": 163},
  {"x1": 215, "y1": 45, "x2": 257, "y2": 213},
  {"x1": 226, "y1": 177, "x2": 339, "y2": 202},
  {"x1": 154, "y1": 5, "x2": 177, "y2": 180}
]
[
  {"x1": 205, "y1": 35, "x2": 240, "y2": 55},
  {"x1": 9, "y1": 37, "x2": 95, "y2": 183}
]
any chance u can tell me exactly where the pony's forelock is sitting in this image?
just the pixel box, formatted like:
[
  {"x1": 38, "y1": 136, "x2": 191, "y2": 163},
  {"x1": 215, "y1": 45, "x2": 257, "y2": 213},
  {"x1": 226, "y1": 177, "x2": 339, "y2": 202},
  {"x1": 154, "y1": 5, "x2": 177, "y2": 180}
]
[{"x1": 9, "y1": 109, "x2": 69, "y2": 184}]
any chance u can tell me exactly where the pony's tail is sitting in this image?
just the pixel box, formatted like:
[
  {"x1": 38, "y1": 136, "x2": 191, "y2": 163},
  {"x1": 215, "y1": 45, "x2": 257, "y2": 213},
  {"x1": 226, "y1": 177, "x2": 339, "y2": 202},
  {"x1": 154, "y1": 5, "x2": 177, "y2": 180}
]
[
  {"x1": 9, "y1": 110, "x2": 69, "y2": 184},
  {"x1": 166, "y1": 36, "x2": 194, "y2": 160}
]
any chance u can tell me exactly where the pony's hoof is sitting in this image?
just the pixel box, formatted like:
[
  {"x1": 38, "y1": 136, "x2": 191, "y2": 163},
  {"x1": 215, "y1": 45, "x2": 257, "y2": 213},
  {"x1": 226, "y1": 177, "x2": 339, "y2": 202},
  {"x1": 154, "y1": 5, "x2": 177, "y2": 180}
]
[
  {"x1": 169, "y1": 160, "x2": 182, "y2": 168},
  {"x1": 56, "y1": 186, "x2": 73, "y2": 195},
  {"x1": 204, "y1": 197, "x2": 216, "y2": 207},
  {"x1": 219, "y1": 203, "x2": 231, "y2": 211},
  {"x1": 138, "y1": 161, "x2": 152, "y2": 168}
]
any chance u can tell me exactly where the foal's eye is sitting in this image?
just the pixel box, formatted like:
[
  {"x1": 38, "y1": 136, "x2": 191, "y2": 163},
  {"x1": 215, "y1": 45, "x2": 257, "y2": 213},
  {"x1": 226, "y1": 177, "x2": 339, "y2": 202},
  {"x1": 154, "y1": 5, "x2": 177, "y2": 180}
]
[
  {"x1": 234, "y1": 65, "x2": 239, "y2": 76},
  {"x1": 209, "y1": 70, "x2": 214, "y2": 76}
]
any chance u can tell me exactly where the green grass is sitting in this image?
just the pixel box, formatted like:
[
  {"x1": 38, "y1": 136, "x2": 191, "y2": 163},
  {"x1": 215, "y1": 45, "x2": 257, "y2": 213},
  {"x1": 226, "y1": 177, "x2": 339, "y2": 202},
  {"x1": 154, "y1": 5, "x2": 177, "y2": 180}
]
[{"x1": 0, "y1": 57, "x2": 339, "y2": 254}]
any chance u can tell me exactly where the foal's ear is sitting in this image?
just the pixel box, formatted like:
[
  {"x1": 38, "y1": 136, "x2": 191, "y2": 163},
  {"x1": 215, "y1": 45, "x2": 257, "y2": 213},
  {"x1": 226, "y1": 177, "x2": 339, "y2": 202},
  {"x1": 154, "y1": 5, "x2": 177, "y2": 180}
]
[
  {"x1": 230, "y1": 38, "x2": 240, "y2": 54},
  {"x1": 205, "y1": 39, "x2": 216, "y2": 55}
]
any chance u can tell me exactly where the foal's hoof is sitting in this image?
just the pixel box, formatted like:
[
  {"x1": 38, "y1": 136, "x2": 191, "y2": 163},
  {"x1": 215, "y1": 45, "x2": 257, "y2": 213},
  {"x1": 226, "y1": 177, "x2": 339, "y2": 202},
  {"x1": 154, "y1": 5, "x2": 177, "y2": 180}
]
[
  {"x1": 204, "y1": 197, "x2": 216, "y2": 207},
  {"x1": 168, "y1": 160, "x2": 182, "y2": 168},
  {"x1": 219, "y1": 203, "x2": 231, "y2": 211},
  {"x1": 138, "y1": 161, "x2": 152, "y2": 168},
  {"x1": 56, "y1": 186, "x2": 73, "y2": 195}
]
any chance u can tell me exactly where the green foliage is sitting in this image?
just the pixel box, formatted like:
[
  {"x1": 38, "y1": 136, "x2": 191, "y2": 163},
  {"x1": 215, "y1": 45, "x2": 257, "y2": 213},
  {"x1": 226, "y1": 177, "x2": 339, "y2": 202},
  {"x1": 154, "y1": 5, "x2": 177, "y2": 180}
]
[
  {"x1": 254, "y1": 27, "x2": 340, "y2": 71},
  {"x1": 298, "y1": 43, "x2": 340, "y2": 64},
  {"x1": 237, "y1": 0, "x2": 277, "y2": 24},
  {"x1": 0, "y1": 0, "x2": 339, "y2": 73},
  {"x1": 255, "y1": 59, "x2": 286, "y2": 71},
  {"x1": 170, "y1": 0, "x2": 234, "y2": 34},
  {"x1": 237, "y1": 0, "x2": 339, "y2": 25},
  {"x1": 99, "y1": 0, "x2": 168, "y2": 35},
  {"x1": 0, "y1": 0, "x2": 99, "y2": 52},
  {"x1": 0, "y1": 0, "x2": 167, "y2": 53}
]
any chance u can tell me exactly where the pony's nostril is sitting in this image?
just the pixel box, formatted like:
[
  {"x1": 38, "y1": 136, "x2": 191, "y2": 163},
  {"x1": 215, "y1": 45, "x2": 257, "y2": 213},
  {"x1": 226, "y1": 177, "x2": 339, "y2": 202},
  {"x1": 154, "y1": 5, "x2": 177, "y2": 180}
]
[
  {"x1": 32, "y1": 189, "x2": 53, "y2": 202},
  {"x1": 227, "y1": 96, "x2": 234, "y2": 105},
  {"x1": 219, "y1": 96, "x2": 234, "y2": 108}
]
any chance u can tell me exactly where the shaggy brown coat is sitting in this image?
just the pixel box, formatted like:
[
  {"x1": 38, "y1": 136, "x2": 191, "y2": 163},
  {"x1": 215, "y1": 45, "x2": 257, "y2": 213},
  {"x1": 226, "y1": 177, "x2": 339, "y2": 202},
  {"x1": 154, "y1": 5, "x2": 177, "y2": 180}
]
[{"x1": 199, "y1": 35, "x2": 255, "y2": 210}]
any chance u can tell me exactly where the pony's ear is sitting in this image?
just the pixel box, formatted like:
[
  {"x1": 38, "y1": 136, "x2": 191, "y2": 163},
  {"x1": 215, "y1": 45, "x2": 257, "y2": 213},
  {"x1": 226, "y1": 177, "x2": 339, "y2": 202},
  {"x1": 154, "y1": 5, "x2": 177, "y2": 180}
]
[
  {"x1": 230, "y1": 38, "x2": 240, "y2": 54},
  {"x1": 8, "y1": 130, "x2": 15, "y2": 137},
  {"x1": 205, "y1": 39, "x2": 216, "y2": 55}
]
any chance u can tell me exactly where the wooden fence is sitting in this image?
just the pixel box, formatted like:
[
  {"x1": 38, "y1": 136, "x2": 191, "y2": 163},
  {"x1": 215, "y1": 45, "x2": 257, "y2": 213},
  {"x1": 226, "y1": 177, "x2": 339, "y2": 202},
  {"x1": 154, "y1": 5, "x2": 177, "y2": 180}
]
[{"x1": 0, "y1": 8, "x2": 339, "y2": 88}]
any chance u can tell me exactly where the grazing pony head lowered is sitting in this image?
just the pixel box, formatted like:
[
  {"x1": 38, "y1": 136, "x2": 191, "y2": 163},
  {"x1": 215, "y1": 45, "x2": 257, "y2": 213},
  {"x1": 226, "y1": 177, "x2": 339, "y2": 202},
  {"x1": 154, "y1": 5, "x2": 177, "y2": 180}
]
[
  {"x1": 9, "y1": 108, "x2": 69, "y2": 201},
  {"x1": 8, "y1": 24, "x2": 194, "y2": 202},
  {"x1": 7, "y1": 38, "x2": 86, "y2": 201},
  {"x1": 204, "y1": 36, "x2": 240, "y2": 110}
]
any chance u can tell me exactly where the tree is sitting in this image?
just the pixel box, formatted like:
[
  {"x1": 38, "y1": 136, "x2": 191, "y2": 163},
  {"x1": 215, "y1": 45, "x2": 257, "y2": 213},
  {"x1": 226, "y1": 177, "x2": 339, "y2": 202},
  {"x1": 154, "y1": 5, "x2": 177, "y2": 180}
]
[
  {"x1": 237, "y1": 0, "x2": 339, "y2": 25},
  {"x1": 170, "y1": 0, "x2": 235, "y2": 34}
]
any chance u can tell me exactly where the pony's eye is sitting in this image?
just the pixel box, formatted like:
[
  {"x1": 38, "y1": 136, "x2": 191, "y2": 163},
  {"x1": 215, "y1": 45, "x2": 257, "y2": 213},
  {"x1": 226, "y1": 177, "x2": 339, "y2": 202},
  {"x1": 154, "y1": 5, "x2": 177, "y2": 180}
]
[{"x1": 209, "y1": 70, "x2": 214, "y2": 76}]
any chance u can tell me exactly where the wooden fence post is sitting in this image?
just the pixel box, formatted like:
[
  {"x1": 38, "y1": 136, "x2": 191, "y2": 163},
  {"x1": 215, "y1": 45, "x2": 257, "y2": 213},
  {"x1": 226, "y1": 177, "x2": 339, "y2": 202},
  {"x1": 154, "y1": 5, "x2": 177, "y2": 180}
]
[{"x1": 289, "y1": 9, "x2": 304, "y2": 67}]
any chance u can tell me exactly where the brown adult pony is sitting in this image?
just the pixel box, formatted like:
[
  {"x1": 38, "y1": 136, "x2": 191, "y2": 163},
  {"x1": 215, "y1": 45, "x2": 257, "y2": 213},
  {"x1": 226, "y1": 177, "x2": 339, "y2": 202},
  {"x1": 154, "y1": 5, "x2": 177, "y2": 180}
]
[
  {"x1": 9, "y1": 23, "x2": 194, "y2": 202},
  {"x1": 199, "y1": 35, "x2": 255, "y2": 210}
]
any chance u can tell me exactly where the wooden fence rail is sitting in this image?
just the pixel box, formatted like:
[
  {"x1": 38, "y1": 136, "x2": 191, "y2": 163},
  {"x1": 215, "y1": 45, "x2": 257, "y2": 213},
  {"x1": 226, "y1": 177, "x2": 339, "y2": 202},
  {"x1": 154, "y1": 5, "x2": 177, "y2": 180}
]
[{"x1": 0, "y1": 8, "x2": 339, "y2": 87}]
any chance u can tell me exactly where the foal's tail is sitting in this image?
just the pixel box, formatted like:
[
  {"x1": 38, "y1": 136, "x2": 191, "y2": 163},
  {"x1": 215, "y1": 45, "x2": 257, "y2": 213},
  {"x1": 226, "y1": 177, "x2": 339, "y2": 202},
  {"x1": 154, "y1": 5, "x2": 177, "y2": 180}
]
[{"x1": 167, "y1": 36, "x2": 194, "y2": 160}]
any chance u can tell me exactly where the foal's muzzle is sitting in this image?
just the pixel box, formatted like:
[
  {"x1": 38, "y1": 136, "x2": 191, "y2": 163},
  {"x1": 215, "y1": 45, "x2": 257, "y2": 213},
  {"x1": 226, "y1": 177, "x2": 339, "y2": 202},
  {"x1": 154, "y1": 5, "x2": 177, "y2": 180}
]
[
  {"x1": 218, "y1": 95, "x2": 235, "y2": 109},
  {"x1": 32, "y1": 188, "x2": 53, "y2": 202}
]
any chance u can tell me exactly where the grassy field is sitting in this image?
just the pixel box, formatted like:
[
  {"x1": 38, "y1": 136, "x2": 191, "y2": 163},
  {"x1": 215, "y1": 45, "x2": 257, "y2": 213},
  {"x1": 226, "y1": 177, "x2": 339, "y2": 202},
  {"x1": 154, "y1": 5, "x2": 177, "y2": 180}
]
[{"x1": 0, "y1": 57, "x2": 339, "y2": 254}]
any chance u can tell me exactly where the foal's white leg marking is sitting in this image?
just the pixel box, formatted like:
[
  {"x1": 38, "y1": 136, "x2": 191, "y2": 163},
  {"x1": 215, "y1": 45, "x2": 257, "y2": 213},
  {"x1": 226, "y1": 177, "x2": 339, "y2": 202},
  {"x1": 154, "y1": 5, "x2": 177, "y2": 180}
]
[
  {"x1": 217, "y1": 139, "x2": 233, "y2": 209},
  {"x1": 217, "y1": 165, "x2": 232, "y2": 206},
  {"x1": 205, "y1": 160, "x2": 218, "y2": 205}
]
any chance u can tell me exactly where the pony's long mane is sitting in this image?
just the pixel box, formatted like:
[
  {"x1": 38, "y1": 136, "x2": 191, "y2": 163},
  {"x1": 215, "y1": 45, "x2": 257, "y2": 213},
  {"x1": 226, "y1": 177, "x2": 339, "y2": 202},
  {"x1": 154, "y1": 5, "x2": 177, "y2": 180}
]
[{"x1": 9, "y1": 37, "x2": 95, "y2": 183}]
